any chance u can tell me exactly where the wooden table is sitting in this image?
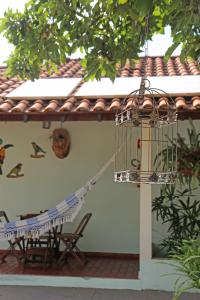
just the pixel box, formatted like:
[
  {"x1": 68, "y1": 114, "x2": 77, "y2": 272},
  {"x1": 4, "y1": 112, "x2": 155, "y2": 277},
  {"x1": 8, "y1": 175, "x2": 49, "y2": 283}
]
[{"x1": 17, "y1": 212, "x2": 63, "y2": 266}]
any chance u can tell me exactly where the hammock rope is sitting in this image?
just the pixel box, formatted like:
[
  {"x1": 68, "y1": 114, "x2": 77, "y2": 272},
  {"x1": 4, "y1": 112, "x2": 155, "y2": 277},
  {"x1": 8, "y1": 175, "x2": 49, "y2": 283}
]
[{"x1": 0, "y1": 154, "x2": 115, "y2": 241}]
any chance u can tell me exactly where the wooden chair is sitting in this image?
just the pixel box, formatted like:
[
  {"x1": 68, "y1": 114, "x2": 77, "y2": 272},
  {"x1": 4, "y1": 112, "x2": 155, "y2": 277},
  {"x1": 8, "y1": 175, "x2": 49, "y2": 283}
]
[
  {"x1": 0, "y1": 210, "x2": 24, "y2": 264},
  {"x1": 57, "y1": 213, "x2": 92, "y2": 267}
]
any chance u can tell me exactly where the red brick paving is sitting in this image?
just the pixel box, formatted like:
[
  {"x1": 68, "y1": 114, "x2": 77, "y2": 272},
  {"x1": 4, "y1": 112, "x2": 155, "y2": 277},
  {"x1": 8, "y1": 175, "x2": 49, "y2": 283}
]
[{"x1": 0, "y1": 255, "x2": 139, "y2": 279}]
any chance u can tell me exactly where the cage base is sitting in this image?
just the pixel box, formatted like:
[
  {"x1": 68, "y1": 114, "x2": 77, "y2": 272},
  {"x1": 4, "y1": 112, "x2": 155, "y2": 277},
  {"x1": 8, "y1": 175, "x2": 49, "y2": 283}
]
[{"x1": 114, "y1": 171, "x2": 176, "y2": 184}]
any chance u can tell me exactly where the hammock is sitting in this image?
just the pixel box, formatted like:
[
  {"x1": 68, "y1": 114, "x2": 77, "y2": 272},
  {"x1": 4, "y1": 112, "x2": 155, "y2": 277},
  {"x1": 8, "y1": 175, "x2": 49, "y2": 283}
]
[{"x1": 0, "y1": 154, "x2": 115, "y2": 241}]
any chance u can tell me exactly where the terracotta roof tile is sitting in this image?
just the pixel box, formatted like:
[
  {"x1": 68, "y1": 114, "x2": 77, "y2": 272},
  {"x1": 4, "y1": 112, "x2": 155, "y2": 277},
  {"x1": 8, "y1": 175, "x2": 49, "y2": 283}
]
[
  {"x1": 146, "y1": 57, "x2": 153, "y2": 76},
  {"x1": 142, "y1": 96, "x2": 153, "y2": 110},
  {"x1": 93, "y1": 98, "x2": 106, "y2": 111},
  {"x1": 60, "y1": 97, "x2": 76, "y2": 112},
  {"x1": 43, "y1": 100, "x2": 59, "y2": 112},
  {"x1": 126, "y1": 97, "x2": 138, "y2": 109},
  {"x1": 59, "y1": 102, "x2": 73, "y2": 112},
  {"x1": 158, "y1": 97, "x2": 169, "y2": 110},
  {"x1": 192, "y1": 96, "x2": 200, "y2": 109},
  {"x1": 0, "y1": 56, "x2": 199, "y2": 120},
  {"x1": 28, "y1": 99, "x2": 44, "y2": 112},
  {"x1": 11, "y1": 100, "x2": 29, "y2": 113},
  {"x1": 155, "y1": 57, "x2": 165, "y2": 76},
  {"x1": 0, "y1": 99, "x2": 15, "y2": 112},
  {"x1": 76, "y1": 99, "x2": 90, "y2": 111},
  {"x1": 175, "y1": 57, "x2": 188, "y2": 76},
  {"x1": 175, "y1": 96, "x2": 187, "y2": 110},
  {"x1": 110, "y1": 98, "x2": 121, "y2": 111},
  {"x1": 0, "y1": 83, "x2": 9, "y2": 90},
  {"x1": 166, "y1": 58, "x2": 176, "y2": 76}
]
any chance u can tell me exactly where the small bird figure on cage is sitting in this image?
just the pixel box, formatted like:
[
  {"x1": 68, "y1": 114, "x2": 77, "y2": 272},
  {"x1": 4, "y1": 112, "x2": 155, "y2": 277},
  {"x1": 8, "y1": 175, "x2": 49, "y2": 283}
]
[
  {"x1": 131, "y1": 158, "x2": 141, "y2": 170},
  {"x1": 31, "y1": 142, "x2": 46, "y2": 158},
  {"x1": 129, "y1": 171, "x2": 140, "y2": 181},
  {"x1": 130, "y1": 158, "x2": 141, "y2": 182},
  {"x1": 7, "y1": 163, "x2": 24, "y2": 178},
  {"x1": 149, "y1": 172, "x2": 159, "y2": 183}
]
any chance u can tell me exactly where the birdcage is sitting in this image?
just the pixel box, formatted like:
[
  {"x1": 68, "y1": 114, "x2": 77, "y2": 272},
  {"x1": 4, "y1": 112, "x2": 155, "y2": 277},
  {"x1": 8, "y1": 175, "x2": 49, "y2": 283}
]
[{"x1": 114, "y1": 78, "x2": 178, "y2": 185}]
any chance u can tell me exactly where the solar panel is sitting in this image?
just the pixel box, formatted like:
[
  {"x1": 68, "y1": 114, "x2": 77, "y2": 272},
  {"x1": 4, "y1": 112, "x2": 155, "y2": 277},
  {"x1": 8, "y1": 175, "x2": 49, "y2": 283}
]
[
  {"x1": 147, "y1": 75, "x2": 200, "y2": 96},
  {"x1": 75, "y1": 78, "x2": 141, "y2": 98},
  {"x1": 75, "y1": 76, "x2": 200, "y2": 98},
  {"x1": 7, "y1": 78, "x2": 82, "y2": 99}
]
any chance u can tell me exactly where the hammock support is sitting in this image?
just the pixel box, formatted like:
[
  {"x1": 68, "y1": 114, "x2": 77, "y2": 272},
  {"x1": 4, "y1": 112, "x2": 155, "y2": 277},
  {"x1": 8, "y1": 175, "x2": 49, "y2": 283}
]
[{"x1": 0, "y1": 154, "x2": 115, "y2": 241}]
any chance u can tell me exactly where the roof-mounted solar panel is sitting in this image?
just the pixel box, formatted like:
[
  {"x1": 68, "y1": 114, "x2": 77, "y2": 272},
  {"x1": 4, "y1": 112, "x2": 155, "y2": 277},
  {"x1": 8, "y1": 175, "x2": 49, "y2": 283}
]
[
  {"x1": 75, "y1": 76, "x2": 200, "y2": 98},
  {"x1": 7, "y1": 78, "x2": 82, "y2": 99},
  {"x1": 75, "y1": 78, "x2": 141, "y2": 98}
]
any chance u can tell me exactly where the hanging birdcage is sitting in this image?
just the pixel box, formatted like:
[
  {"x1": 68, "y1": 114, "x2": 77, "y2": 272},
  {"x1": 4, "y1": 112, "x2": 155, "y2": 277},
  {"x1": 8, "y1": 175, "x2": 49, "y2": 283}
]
[
  {"x1": 114, "y1": 13, "x2": 178, "y2": 185},
  {"x1": 114, "y1": 77, "x2": 178, "y2": 185}
]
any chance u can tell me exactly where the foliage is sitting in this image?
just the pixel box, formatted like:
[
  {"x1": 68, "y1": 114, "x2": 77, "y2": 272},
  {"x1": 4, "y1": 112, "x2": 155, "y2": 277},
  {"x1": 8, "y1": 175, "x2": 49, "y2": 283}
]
[
  {"x1": 169, "y1": 239, "x2": 200, "y2": 300},
  {"x1": 0, "y1": 0, "x2": 199, "y2": 80},
  {"x1": 152, "y1": 186, "x2": 200, "y2": 253},
  {"x1": 176, "y1": 121, "x2": 200, "y2": 188},
  {"x1": 154, "y1": 120, "x2": 200, "y2": 189}
]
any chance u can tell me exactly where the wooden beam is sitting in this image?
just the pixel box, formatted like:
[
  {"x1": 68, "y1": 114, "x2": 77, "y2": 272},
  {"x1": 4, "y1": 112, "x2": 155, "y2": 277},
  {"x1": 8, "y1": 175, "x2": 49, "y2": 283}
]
[{"x1": 0, "y1": 110, "x2": 199, "y2": 122}]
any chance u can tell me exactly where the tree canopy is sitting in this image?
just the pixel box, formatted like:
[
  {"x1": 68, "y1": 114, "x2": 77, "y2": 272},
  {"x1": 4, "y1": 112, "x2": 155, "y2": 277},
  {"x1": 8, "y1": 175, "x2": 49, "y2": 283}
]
[{"x1": 0, "y1": 0, "x2": 199, "y2": 80}]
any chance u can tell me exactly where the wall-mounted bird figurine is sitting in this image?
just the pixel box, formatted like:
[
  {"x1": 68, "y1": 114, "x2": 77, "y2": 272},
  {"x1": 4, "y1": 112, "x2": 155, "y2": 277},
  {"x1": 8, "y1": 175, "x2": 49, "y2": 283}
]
[
  {"x1": 0, "y1": 138, "x2": 14, "y2": 175},
  {"x1": 7, "y1": 163, "x2": 24, "y2": 178},
  {"x1": 30, "y1": 142, "x2": 46, "y2": 158}
]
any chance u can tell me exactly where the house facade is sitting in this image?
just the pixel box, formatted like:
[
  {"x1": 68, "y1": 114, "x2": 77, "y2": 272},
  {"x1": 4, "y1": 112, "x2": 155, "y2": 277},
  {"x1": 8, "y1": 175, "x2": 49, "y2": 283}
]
[{"x1": 0, "y1": 56, "x2": 199, "y2": 291}]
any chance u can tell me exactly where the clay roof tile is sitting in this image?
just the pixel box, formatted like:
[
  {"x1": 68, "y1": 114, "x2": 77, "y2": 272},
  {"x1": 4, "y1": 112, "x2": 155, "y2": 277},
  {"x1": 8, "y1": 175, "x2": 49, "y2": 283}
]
[
  {"x1": 175, "y1": 96, "x2": 187, "y2": 110},
  {"x1": 76, "y1": 98, "x2": 90, "y2": 111},
  {"x1": 28, "y1": 99, "x2": 44, "y2": 112},
  {"x1": 43, "y1": 100, "x2": 59, "y2": 112},
  {"x1": 93, "y1": 98, "x2": 106, "y2": 111},
  {"x1": 192, "y1": 96, "x2": 200, "y2": 109},
  {"x1": 11, "y1": 100, "x2": 29, "y2": 112},
  {"x1": 109, "y1": 98, "x2": 121, "y2": 111}
]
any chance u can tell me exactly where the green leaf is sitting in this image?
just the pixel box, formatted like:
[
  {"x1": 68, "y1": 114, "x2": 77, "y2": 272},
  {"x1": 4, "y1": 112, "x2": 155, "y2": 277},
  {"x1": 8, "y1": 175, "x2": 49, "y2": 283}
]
[
  {"x1": 164, "y1": 42, "x2": 179, "y2": 61},
  {"x1": 0, "y1": 0, "x2": 199, "y2": 81},
  {"x1": 118, "y1": 0, "x2": 128, "y2": 4},
  {"x1": 134, "y1": 0, "x2": 152, "y2": 15}
]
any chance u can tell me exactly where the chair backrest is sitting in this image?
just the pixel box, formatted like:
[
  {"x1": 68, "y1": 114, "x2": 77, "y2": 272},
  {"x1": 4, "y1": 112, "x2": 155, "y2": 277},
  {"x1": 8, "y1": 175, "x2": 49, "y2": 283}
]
[
  {"x1": 74, "y1": 213, "x2": 92, "y2": 237},
  {"x1": 0, "y1": 210, "x2": 9, "y2": 222}
]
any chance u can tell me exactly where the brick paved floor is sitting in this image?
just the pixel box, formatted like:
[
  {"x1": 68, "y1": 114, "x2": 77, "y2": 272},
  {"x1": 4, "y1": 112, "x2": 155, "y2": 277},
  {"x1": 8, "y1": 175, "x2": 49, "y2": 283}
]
[{"x1": 0, "y1": 255, "x2": 139, "y2": 279}]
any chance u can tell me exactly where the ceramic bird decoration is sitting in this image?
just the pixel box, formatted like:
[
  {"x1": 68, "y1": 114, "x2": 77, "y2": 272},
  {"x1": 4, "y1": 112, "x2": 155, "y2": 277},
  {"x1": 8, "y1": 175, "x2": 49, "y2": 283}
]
[
  {"x1": 7, "y1": 163, "x2": 24, "y2": 178},
  {"x1": 31, "y1": 142, "x2": 46, "y2": 158},
  {"x1": 0, "y1": 138, "x2": 14, "y2": 175}
]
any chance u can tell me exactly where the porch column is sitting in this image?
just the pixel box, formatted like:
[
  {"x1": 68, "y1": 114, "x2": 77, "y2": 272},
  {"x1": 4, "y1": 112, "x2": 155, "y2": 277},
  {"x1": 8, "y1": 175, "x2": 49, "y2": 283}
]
[{"x1": 139, "y1": 125, "x2": 152, "y2": 261}]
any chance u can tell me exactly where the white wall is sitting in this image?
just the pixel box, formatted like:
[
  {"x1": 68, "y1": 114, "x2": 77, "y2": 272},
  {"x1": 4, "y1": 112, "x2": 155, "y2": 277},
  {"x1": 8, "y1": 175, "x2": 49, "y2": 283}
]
[{"x1": 0, "y1": 121, "x2": 139, "y2": 253}]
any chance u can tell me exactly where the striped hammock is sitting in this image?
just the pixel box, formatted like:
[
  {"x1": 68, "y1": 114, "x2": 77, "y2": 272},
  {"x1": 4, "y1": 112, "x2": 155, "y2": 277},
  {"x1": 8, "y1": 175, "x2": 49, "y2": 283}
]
[{"x1": 0, "y1": 155, "x2": 114, "y2": 241}]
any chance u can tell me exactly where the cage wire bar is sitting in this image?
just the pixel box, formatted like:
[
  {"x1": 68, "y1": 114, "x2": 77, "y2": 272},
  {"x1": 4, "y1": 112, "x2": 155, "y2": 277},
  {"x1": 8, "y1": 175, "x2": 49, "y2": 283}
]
[{"x1": 114, "y1": 78, "x2": 178, "y2": 185}]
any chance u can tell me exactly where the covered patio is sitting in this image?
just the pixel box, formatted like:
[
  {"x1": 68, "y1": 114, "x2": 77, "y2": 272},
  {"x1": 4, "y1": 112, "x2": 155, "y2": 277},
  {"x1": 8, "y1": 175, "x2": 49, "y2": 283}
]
[{"x1": 0, "y1": 56, "x2": 199, "y2": 290}]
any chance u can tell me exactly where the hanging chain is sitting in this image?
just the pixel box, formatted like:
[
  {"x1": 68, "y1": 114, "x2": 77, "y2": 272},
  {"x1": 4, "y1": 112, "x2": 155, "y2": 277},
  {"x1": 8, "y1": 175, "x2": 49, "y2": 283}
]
[
  {"x1": 144, "y1": 14, "x2": 149, "y2": 80},
  {"x1": 139, "y1": 13, "x2": 150, "y2": 100}
]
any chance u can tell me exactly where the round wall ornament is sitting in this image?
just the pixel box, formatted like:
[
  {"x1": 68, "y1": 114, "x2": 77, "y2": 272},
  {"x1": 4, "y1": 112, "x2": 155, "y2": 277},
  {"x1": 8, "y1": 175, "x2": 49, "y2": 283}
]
[{"x1": 51, "y1": 128, "x2": 70, "y2": 159}]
